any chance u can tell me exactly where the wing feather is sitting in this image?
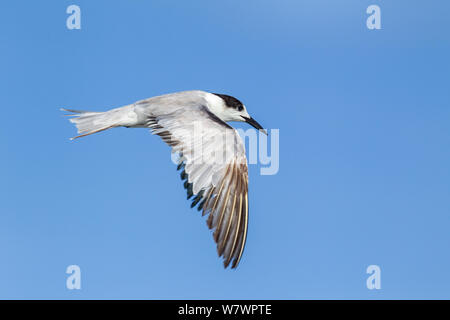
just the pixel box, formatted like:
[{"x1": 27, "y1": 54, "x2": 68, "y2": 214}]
[{"x1": 214, "y1": 162, "x2": 236, "y2": 244}]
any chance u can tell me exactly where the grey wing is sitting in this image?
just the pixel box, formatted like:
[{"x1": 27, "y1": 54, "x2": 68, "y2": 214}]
[{"x1": 138, "y1": 99, "x2": 249, "y2": 269}]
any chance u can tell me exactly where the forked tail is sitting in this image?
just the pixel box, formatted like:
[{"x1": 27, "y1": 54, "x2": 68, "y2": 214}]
[{"x1": 61, "y1": 105, "x2": 137, "y2": 140}]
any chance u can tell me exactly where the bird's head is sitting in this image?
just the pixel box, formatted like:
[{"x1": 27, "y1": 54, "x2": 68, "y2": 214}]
[{"x1": 207, "y1": 93, "x2": 267, "y2": 135}]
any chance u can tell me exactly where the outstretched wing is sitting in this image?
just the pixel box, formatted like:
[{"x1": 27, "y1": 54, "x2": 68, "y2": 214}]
[{"x1": 138, "y1": 102, "x2": 249, "y2": 269}]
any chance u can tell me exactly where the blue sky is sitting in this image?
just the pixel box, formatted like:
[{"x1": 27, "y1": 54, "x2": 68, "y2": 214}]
[{"x1": 0, "y1": 1, "x2": 449, "y2": 299}]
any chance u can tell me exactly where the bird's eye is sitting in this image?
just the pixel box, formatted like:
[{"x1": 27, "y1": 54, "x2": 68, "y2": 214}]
[{"x1": 238, "y1": 106, "x2": 243, "y2": 111}]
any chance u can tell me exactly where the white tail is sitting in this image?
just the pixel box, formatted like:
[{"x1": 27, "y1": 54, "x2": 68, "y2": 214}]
[{"x1": 61, "y1": 105, "x2": 137, "y2": 140}]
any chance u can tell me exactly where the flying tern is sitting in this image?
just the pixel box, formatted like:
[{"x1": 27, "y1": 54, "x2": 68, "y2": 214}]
[{"x1": 62, "y1": 90, "x2": 266, "y2": 268}]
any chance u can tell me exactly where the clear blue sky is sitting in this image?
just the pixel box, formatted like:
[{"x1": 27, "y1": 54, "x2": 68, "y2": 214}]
[{"x1": 1, "y1": 1, "x2": 449, "y2": 299}]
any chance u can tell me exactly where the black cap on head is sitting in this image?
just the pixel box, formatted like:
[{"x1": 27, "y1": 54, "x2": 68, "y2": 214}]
[{"x1": 213, "y1": 93, "x2": 244, "y2": 111}]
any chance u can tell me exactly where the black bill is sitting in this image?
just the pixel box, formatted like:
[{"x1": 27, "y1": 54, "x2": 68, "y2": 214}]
[{"x1": 242, "y1": 116, "x2": 268, "y2": 135}]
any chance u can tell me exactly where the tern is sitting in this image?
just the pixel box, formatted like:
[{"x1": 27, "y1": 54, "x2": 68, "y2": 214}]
[{"x1": 62, "y1": 90, "x2": 266, "y2": 269}]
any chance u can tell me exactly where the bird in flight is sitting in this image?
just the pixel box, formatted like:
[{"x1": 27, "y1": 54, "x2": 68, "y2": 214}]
[{"x1": 62, "y1": 90, "x2": 266, "y2": 269}]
